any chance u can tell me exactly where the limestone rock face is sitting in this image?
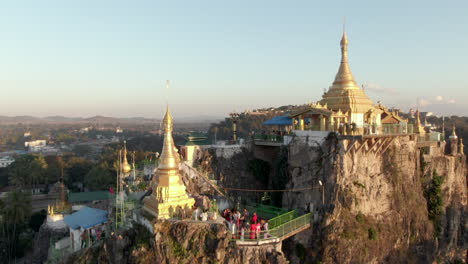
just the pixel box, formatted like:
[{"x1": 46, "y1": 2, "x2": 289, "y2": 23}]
[
  {"x1": 30, "y1": 222, "x2": 68, "y2": 264},
  {"x1": 283, "y1": 134, "x2": 467, "y2": 263},
  {"x1": 63, "y1": 221, "x2": 287, "y2": 264}
]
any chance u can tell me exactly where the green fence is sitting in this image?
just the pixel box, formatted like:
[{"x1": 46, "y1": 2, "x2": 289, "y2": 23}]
[
  {"x1": 245, "y1": 203, "x2": 289, "y2": 220},
  {"x1": 268, "y1": 210, "x2": 297, "y2": 229},
  {"x1": 269, "y1": 213, "x2": 312, "y2": 239},
  {"x1": 233, "y1": 213, "x2": 312, "y2": 242}
]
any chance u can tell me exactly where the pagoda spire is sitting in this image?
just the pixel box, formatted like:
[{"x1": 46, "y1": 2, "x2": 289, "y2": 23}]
[
  {"x1": 158, "y1": 104, "x2": 180, "y2": 171},
  {"x1": 331, "y1": 27, "x2": 359, "y2": 89},
  {"x1": 122, "y1": 141, "x2": 131, "y2": 174}
]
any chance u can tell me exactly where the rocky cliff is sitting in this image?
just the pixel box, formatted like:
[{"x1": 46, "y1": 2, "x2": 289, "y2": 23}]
[
  {"x1": 62, "y1": 221, "x2": 287, "y2": 264},
  {"x1": 282, "y1": 133, "x2": 467, "y2": 263}
]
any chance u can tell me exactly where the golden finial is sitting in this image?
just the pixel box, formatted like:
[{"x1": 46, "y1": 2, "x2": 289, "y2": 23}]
[
  {"x1": 340, "y1": 18, "x2": 348, "y2": 48},
  {"x1": 122, "y1": 141, "x2": 132, "y2": 174}
]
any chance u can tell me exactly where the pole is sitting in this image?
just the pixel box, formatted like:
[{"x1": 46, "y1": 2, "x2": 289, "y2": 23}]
[
  {"x1": 132, "y1": 151, "x2": 136, "y2": 181},
  {"x1": 322, "y1": 185, "x2": 325, "y2": 205}
]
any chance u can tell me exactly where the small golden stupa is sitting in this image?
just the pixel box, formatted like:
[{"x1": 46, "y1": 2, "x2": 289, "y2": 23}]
[
  {"x1": 143, "y1": 105, "x2": 195, "y2": 219},
  {"x1": 414, "y1": 109, "x2": 426, "y2": 135},
  {"x1": 122, "y1": 141, "x2": 132, "y2": 174}
]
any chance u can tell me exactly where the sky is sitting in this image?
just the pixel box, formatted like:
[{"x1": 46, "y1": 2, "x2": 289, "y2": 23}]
[{"x1": 0, "y1": 0, "x2": 467, "y2": 118}]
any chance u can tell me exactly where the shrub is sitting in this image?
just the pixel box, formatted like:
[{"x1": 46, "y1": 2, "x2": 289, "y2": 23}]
[
  {"x1": 424, "y1": 171, "x2": 444, "y2": 236},
  {"x1": 368, "y1": 228, "x2": 378, "y2": 240},
  {"x1": 355, "y1": 212, "x2": 365, "y2": 224}
]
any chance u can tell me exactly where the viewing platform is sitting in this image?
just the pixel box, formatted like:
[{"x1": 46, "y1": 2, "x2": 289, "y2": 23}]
[{"x1": 229, "y1": 205, "x2": 312, "y2": 249}]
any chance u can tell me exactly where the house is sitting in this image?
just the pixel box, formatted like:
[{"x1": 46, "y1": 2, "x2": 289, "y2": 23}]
[
  {"x1": 0, "y1": 156, "x2": 15, "y2": 168},
  {"x1": 64, "y1": 206, "x2": 108, "y2": 252}
]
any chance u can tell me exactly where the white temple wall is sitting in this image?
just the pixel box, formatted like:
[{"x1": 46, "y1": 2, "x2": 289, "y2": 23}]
[{"x1": 350, "y1": 113, "x2": 364, "y2": 127}]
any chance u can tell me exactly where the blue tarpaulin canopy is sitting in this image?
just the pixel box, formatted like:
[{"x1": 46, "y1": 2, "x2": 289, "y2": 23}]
[
  {"x1": 262, "y1": 116, "x2": 293, "y2": 126},
  {"x1": 64, "y1": 206, "x2": 108, "y2": 230}
]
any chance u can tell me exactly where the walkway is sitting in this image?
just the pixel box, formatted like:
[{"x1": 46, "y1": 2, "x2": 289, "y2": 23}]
[{"x1": 233, "y1": 210, "x2": 312, "y2": 247}]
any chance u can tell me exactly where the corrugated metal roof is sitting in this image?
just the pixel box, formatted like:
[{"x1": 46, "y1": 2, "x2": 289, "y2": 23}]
[
  {"x1": 64, "y1": 206, "x2": 108, "y2": 230},
  {"x1": 263, "y1": 116, "x2": 293, "y2": 126}
]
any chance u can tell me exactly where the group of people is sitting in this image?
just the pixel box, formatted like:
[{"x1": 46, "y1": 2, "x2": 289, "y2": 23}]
[
  {"x1": 222, "y1": 208, "x2": 269, "y2": 240},
  {"x1": 80, "y1": 226, "x2": 105, "y2": 248}
]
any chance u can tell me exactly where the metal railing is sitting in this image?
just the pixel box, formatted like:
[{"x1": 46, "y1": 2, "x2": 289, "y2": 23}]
[
  {"x1": 254, "y1": 134, "x2": 284, "y2": 143},
  {"x1": 269, "y1": 213, "x2": 311, "y2": 239},
  {"x1": 268, "y1": 210, "x2": 297, "y2": 229},
  {"x1": 418, "y1": 132, "x2": 441, "y2": 143},
  {"x1": 245, "y1": 203, "x2": 289, "y2": 220},
  {"x1": 232, "y1": 213, "x2": 312, "y2": 242},
  {"x1": 380, "y1": 123, "x2": 414, "y2": 135}
]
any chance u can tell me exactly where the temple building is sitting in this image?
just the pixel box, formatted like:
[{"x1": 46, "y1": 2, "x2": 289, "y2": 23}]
[
  {"x1": 143, "y1": 105, "x2": 195, "y2": 219},
  {"x1": 267, "y1": 30, "x2": 412, "y2": 136}
]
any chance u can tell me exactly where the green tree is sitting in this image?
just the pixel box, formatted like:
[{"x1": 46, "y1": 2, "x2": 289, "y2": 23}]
[
  {"x1": 84, "y1": 165, "x2": 115, "y2": 191},
  {"x1": 66, "y1": 157, "x2": 93, "y2": 185},
  {"x1": 73, "y1": 144, "x2": 93, "y2": 157},
  {"x1": 0, "y1": 190, "x2": 32, "y2": 262},
  {"x1": 8, "y1": 155, "x2": 47, "y2": 188}
]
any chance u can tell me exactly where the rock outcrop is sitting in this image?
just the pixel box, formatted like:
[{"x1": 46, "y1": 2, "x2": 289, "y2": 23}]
[
  {"x1": 283, "y1": 133, "x2": 467, "y2": 263},
  {"x1": 30, "y1": 222, "x2": 68, "y2": 264},
  {"x1": 63, "y1": 221, "x2": 287, "y2": 264}
]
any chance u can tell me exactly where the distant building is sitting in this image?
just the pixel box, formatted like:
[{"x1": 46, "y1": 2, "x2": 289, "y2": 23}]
[
  {"x1": 79, "y1": 127, "x2": 91, "y2": 133},
  {"x1": 25, "y1": 139, "x2": 47, "y2": 151},
  {"x1": 116, "y1": 127, "x2": 123, "y2": 133},
  {"x1": 0, "y1": 156, "x2": 15, "y2": 168},
  {"x1": 180, "y1": 132, "x2": 210, "y2": 166}
]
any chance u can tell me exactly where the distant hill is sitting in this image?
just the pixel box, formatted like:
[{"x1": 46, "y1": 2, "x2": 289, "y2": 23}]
[{"x1": 0, "y1": 115, "x2": 223, "y2": 125}]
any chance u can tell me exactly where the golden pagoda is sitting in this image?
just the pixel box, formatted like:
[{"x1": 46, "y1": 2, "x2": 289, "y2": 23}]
[
  {"x1": 143, "y1": 105, "x2": 195, "y2": 219},
  {"x1": 122, "y1": 141, "x2": 132, "y2": 174},
  {"x1": 288, "y1": 30, "x2": 384, "y2": 134},
  {"x1": 320, "y1": 30, "x2": 376, "y2": 118},
  {"x1": 414, "y1": 109, "x2": 426, "y2": 135}
]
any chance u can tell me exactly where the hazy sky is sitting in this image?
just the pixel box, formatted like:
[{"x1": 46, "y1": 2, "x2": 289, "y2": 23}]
[{"x1": 0, "y1": 0, "x2": 467, "y2": 118}]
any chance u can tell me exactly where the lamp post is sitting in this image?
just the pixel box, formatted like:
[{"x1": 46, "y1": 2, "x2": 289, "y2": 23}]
[
  {"x1": 318, "y1": 180, "x2": 325, "y2": 205},
  {"x1": 230, "y1": 112, "x2": 240, "y2": 143}
]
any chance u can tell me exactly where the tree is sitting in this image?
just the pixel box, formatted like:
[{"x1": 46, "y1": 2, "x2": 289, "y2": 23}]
[
  {"x1": 0, "y1": 190, "x2": 32, "y2": 261},
  {"x1": 73, "y1": 144, "x2": 93, "y2": 157},
  {"x1": 84, "y1": 165, "x2": 115, "y2": 191},
  {"x1": 66, "y1": 157, "x2": 93, "y2": 185},
  {"x1": 8, "y1": 155, "x2": 47, "y2": 188}
]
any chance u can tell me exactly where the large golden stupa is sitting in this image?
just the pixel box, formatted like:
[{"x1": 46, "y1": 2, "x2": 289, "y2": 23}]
[
  {"x1": 142, "y1": 105, "x2": 195, "y2": 219},
  {"x1": 320, "y1": 31, "x2": 375, "y2": 115}
]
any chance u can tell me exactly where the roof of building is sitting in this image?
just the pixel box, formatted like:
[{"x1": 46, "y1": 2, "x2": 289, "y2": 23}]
[
  {"x1": 64, "y1": 206, "x2": 107, "y2": 230},
  {"x1": 263, "y1": 116, "x2": 293, "y2": 126},
  {"x1": 184, "y1": 132, "x2": 210, "y2": 146},
  {"x1": 68, "y1": 191, "x2": 111, "y2": 203}
]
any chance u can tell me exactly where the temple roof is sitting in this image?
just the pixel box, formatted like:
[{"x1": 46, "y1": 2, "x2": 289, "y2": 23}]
[
  {"x1": 320, "y1": 31, "x2": 375, "y2": 113},
  {"x1": 263, "y1": 116, "x2": 293, "y2": 126}
]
